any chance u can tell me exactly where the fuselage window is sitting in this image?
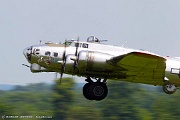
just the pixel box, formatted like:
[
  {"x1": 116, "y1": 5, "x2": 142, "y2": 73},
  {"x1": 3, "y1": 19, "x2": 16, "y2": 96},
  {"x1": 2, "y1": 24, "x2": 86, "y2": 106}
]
[
  {"x1": 75, "y1": 43, "x2": 88, "y2": 48},
  {"x1": 35, "y1": 49, "x2": 40, "y2": 55},
  {"x1": 45, "y1": 51, "x2": 51, "y2": 56},
  {"x1": 75, "y1": 43, "x2": 79, "y2": 47},
  {"x1": 82, "y1": 43, "x2": 88, "y2": 48},
  {"x1": 54, "y1": 52, "x2": 58, "y2": 57}
]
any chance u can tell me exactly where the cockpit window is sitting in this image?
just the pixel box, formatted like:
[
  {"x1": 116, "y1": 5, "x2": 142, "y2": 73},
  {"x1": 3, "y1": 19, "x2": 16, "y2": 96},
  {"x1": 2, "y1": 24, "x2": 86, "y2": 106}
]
[
  {"x1": 35, "y1": 49, "x2": 40, "y2": 55},
  {"x1": 45, "y1": 51, "x2": 51, "y2": 56},
  {"x1": 36, "y1": 49, "x2": 40, "y2": 51},
  {"x1": 64, "y1": 41, "x2": 72, "y2": 46},
  {"x1": 54, "y1": 52, "x2": 58, "y2": 57}
]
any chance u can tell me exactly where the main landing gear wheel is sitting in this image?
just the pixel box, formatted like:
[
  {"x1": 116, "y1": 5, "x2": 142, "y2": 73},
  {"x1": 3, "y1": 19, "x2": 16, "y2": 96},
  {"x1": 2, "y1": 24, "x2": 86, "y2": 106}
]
[
  {"x1": 89, "y1": 82, "x2": 108, "y2": 101},
  {"x1": 83, "y1": 81, "x2": 108, "y2": 101},
  {"x1": 83, "y1": 83, "x2": 93, "y2": 100},
  {"x1": 163, "y1": 84, "x2": 177, "y2": 94}
]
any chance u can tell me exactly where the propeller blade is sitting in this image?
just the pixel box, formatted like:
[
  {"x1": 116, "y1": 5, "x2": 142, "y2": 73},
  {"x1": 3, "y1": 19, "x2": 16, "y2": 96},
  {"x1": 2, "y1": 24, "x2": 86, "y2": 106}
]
[
  {"x1": 75, "y1": 37, "x2": 79, "y2": 56},
  {"x1": 59, "y1": 39, "x2": 67, "y2": 84},
  {"x1": 62, "y1": 39, "x2": 67, "y2": 62},
  {"x1": 74, "y1": 37, "x2": 79, "y2": 70},
  {"x1": 59, "y1": 72, "x2": 63, "y2": 84},
  {"x1": 54, "y1": 72, "x2": 58, "y2": 79},
  {"x1": 59, "y1": 62, "x2": 65, "y2": 85}
]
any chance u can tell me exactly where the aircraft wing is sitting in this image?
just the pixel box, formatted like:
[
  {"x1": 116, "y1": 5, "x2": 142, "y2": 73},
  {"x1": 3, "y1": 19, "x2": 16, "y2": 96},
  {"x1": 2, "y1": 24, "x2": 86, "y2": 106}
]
[{"x1": 107, "y1": 52, "x2": 166, "y2": 85}]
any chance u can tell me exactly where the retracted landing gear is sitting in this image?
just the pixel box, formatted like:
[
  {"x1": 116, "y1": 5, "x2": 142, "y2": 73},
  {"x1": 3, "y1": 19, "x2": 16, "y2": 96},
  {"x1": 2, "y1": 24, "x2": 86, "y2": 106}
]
[
  {"x1": 163, "y1": 83, "x2": 177, "y2": 94},
  {"x1": 83, "y1": 77, "x2": 108, "y2": 101}
]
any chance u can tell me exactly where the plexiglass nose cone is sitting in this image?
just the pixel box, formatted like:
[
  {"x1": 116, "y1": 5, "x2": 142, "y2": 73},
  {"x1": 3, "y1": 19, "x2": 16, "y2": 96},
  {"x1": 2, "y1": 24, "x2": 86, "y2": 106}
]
[{"x1": 23, "y1": 47, "x2": 32, "y2": 61}]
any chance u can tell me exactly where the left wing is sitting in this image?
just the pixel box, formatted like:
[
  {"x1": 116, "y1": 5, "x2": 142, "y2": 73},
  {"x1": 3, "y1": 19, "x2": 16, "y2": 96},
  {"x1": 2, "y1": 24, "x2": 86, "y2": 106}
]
[{"x1": 107, "y1": 52, "x2": 166, "y2": 85}]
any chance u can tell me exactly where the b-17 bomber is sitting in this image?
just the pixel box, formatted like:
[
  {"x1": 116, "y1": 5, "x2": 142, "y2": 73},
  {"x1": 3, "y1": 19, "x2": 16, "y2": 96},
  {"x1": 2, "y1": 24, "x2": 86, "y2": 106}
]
[{"x1": 23, "y1": 36, "x2": 180, "y2": 101}]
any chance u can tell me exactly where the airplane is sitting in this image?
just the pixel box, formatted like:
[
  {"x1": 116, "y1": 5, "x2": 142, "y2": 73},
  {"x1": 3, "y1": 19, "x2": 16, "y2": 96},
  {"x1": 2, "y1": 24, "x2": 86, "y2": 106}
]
[{"x1": 23, "y1": 36, "x2": 180, "y2": 101}]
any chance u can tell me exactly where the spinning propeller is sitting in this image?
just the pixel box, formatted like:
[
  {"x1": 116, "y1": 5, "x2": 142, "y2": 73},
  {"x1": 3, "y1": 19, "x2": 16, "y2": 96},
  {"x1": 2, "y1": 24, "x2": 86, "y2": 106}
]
[
  {"x1": 59, "y1": 37, "x2": 80, "y2": 84},
  {"x1": 59, "y1": 39, "x2": 67, "y2": 84},
  {"x1": 74, "y1": 37, "x2": 79, "y2": 70}
]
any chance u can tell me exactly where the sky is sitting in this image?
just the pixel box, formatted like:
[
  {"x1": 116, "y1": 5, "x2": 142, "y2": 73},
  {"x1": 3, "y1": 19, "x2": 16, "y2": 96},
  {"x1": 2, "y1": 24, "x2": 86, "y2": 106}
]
[{"x1": 0, "y1": 0, "x2": 180, "y2": 85}]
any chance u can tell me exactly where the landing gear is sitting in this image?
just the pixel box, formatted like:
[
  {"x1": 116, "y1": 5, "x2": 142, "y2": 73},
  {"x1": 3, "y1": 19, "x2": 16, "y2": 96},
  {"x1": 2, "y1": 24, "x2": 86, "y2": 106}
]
[
  {"x1": 83, "y1": 83, "x2": 93, "y2": 100},
  {"x1": 83, "y1": 77, "x2": 108, "y2": 101},
  {"x1": 163, "y1": 83, "x2": 177, "y2": 94}
]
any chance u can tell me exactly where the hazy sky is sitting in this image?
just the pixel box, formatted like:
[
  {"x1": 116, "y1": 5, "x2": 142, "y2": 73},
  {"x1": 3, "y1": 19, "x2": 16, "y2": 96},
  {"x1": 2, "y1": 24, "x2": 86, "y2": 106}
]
[{"x1": 0, "y1": 0, "x2": 180, "y2": 85}]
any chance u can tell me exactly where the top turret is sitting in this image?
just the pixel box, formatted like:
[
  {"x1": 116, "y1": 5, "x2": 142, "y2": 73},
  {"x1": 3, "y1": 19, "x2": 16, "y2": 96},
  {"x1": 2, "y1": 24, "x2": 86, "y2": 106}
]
[
  {"x1": 87, "y1": 36, "x2": 100, "y2": 43},
  {"x1": 87, "y1": 36, "x2": 108, "y2": 43}
]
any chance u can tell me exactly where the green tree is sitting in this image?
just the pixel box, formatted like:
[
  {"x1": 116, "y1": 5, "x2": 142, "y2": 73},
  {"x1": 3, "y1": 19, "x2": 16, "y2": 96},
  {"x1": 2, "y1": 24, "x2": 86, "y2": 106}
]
[
  {"x1": 65, "y1": 106, "x2": 103, "y2": 120},
  {"x1": 52, "y1": 78, "x2": 76, "y2": 120},
  {"x1": 100, "y1": 81, "x2": 144, "y2": 120},
  {"x1": 0, "y1": 83, "x2": 53, "y2": 119},
  {"x1": 0, "y1": 103, "x2": 14, "y2": 116},
  {"x1": 151, "y1": 92, "x2": 180, "y2": 120}
]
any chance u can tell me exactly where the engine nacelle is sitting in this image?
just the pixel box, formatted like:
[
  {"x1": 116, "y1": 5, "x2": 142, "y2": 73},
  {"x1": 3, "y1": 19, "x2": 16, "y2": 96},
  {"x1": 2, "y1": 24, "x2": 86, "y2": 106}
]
[
  {"x1": 64, "y1": 54, "x2": 75, "y2": 74},
  {"x1": 77, "y1": 51, "x2": 114, "y2": 72},
  {"x1": 30, "y1": 63, "x2": 52, "y2": 73}
]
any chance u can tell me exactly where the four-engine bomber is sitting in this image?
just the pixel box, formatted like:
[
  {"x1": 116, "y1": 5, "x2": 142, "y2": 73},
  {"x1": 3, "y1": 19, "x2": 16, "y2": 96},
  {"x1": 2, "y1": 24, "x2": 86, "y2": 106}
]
[{"x1": 23, "y1": 36, "x2": 180, "y2": 100}]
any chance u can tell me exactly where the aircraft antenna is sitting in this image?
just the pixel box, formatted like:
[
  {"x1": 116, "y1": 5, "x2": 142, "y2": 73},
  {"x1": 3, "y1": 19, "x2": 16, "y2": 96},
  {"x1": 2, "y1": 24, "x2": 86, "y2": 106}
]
[{"x1": 122, "y1": 41, "x2": 127, "y2": 47}]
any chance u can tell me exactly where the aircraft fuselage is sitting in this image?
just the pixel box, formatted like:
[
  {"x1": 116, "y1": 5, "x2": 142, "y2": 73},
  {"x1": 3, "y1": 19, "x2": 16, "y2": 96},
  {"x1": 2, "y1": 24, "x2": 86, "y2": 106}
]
[{"x1": 23, "y1": 36, "x2": 180, "y2": 100}]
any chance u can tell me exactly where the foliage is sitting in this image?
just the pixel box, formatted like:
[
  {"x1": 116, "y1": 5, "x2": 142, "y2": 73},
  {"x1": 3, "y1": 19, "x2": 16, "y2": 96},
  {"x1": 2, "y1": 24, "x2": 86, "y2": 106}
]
[
  {"x1": 0, "y1": 78, "x2": 180, "y2": 120},
  {"x1": 52, "y1": 78, "x2": 75, "y2": 120}
]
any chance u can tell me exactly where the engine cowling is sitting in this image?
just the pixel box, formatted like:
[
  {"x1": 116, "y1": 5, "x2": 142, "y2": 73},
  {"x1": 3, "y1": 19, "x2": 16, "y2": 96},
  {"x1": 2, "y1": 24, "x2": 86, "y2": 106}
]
[
  {"x1": 77, "y1": 51, "x2": 114, "y2": 72},
  {"x1": 64, "y1": 54, "x2": 75, "y2": 74}
]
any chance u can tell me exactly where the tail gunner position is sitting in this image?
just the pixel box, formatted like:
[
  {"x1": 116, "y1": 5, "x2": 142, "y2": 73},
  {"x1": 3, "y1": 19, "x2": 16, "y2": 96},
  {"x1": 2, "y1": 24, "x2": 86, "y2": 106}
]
[{"x1": 23, "y1": 36, "x2": 180, "y2": 101}]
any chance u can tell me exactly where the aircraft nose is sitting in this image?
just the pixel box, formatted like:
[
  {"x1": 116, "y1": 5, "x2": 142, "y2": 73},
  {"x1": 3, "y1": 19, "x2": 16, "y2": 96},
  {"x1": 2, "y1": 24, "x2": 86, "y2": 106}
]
[
  {"x1": 23, "y1": 46, "x2": 32, "y2": 62},
  {"x1": 23, "y1": 48, "x2": 28, "y2": 58}
]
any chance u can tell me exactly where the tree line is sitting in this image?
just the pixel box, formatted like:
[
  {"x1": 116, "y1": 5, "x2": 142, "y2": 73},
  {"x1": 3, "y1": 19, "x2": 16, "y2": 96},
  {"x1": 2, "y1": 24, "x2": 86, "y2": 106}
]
[{"x1": 0, "y1": 78, "x2": 180, "y2": 120}]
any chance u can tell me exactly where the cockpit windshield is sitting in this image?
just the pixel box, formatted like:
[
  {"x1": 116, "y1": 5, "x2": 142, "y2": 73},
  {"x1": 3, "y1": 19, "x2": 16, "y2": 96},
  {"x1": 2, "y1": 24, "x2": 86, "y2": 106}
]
[{"x1": 63, "y1": 41, "x2": 72, "y2": 46}]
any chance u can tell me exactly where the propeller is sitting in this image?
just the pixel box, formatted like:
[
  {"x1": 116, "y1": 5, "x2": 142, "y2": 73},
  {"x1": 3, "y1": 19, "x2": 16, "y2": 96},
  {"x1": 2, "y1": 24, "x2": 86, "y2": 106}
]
[
  {"x1": 54, "y1": 72, "x2": 59, "y2": 80},
  {"x1": 73, "y1": 37, "x2": 79, "y2": 70},
  {"x1": 59, "y1": 39, "x2": 67, "y2": 84}
]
